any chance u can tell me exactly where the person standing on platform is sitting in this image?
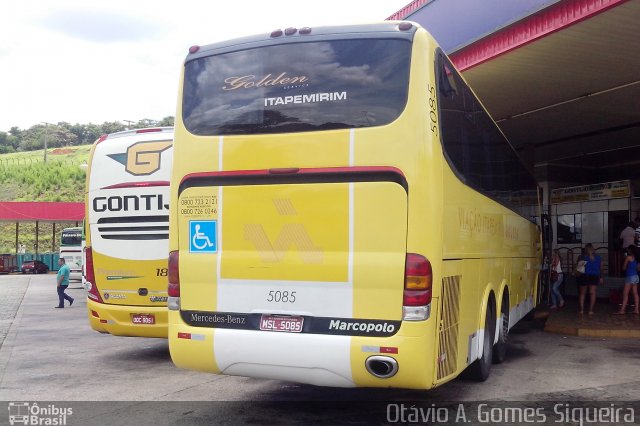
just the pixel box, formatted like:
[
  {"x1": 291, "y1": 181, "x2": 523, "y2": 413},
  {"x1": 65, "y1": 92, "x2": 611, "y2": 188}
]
[
  {"x1": 577, "y1": 243, "x2": 602, "y2": 315},
  {"x1": 549, "y1": 249, "x2": 565, "y2": 309},
  {"x1": 615, "y1": 245, "x2": 639, "y2": 315},
  {"x1": 620, "y1": 221, "x2": 636, "y2": 255},
  {"x1": 55, "y1": 258, "x2": 74, "y2": 309}
]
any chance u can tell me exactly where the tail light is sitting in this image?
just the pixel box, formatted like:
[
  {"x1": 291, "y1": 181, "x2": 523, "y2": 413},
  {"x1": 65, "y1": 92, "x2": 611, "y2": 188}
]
[
  {"x1": 403, "y1": 253, "x2": 432, "y2": 320},
  {"x1": 168, "y1": 251, "x2": 180, "y2": 310},
  {"x1": 85, "y1": 247, "x2": 103, "y2": 303}
]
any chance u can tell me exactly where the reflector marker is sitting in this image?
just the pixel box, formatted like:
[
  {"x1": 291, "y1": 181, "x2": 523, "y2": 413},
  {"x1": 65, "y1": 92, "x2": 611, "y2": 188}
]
[
  {"x1": 178, "y1": 332, "x2": 205, "y2": 340},
  {"x1": 362, "y1": 346, "x2": 399, "y2": 354}
]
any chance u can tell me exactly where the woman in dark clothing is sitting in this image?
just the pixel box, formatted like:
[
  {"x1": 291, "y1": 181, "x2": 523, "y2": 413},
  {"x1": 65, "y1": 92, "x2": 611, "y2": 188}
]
[{"x1": 577, "y1": 243, "x2": 602, "y2": 315}]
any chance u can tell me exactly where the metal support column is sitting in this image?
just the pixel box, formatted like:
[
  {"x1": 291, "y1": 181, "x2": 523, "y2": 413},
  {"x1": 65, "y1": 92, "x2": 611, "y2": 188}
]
[{"x1": 35, "y1": 221, "x2": 39, "y2": 256}]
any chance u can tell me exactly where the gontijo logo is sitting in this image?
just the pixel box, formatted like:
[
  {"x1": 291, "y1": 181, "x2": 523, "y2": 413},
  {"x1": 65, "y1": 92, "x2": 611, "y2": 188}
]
[{"x1": 108, "y1": 140, "x2": 172, "y2": 176}]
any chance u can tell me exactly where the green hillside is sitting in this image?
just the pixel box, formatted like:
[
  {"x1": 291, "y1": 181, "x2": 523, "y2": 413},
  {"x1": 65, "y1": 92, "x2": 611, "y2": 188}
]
[{"x1": 0, "y1": 146, "x2": 88, "y2": 253}]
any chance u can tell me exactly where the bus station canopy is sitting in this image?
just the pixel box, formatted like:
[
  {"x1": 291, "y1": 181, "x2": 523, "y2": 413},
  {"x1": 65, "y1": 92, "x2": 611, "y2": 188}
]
[
  {"x1": 390, "y1": 0, "x2": 639, "y2": 185},
  {"x1": 0, "y1": 202, "x2": 84, "y2": 222}
]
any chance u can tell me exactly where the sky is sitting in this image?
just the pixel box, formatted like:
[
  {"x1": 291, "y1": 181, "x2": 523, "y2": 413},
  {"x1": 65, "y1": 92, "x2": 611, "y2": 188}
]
[{"x1": 0, "y1": 0, "x2": 412, "y2": 132}]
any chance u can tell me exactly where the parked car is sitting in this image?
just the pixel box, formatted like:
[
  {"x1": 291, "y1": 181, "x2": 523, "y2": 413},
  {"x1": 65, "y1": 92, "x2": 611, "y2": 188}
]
[
  {"x1": 21, "y1": 260, "x2": 49, "y2": 274},
  {"x1": 0, "y1": 254, "x2": 18, "y2": 274}
]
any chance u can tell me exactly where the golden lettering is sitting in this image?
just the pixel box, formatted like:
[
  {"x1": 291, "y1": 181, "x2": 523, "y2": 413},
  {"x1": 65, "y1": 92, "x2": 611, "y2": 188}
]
[
  {"x1": 222, "y1": 75, "x2": 256, "y2": 91},
  {"x1": 222, "y1": 72, "x2": 308, "y2": 91},
  {"x1": 458, "y1": 207, "x2": 500, "y2": 237}
]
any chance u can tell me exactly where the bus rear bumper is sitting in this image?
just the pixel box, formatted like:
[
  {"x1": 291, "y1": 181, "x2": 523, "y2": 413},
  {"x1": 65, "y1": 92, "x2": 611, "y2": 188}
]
[
  {"x1": 168, "y1": 310, "x2": 437, "y2": 389},
  {"x1": 87, "y1": 299, "x2": 168, "y2": 338}
]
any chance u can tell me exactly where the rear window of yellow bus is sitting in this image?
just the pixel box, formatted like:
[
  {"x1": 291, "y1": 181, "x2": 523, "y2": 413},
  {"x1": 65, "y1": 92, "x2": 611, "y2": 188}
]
[{"x1": 182, "y1": 38, "x2": 411, "y2": 135}]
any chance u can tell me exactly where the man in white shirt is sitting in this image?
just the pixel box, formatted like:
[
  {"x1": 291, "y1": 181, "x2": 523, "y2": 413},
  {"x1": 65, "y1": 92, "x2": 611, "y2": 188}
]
[{"x1": 620, "y1": 221, "x2": 636, "y2": 254}]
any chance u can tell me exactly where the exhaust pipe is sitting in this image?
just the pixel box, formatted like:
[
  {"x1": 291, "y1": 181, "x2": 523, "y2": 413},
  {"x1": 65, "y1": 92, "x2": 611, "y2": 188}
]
[{"x1": 365, "y1": 355, "x2": 398, "y2": 378}]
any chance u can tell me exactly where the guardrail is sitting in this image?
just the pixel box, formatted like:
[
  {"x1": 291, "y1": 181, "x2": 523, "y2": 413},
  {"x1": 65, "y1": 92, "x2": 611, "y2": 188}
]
[{"x1": 0, "y1": 157, "x2": 82, "y2": 167}]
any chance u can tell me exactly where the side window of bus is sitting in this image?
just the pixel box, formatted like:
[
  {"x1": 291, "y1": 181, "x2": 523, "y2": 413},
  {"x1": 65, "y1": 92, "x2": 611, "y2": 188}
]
[
  {"x1": 437, "y1": 57, "x2": 483, "y2": 187},
  {"x1": 436, "y1": 51, "x2": 537, "y2": 216}
]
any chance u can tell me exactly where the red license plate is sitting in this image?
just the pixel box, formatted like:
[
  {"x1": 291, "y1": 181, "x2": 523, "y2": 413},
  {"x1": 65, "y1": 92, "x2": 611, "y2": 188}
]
[
  {"x1": 132, "y1": 314, "x2": 155, "y2": 325},
  {"x1": 259, "y1": 315, "x2": 303, "y2": 333}
]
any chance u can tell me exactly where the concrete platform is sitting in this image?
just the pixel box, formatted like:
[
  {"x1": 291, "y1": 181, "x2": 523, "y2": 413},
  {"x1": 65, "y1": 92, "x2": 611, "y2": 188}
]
[{"x1": 543, "y1": 298, "x2": 640, "y2": 339}]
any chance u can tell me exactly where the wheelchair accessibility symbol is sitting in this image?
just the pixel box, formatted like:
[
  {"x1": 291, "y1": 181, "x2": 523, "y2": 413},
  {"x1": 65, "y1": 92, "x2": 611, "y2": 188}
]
[{"x1": 189, "y1": 220, "x2": 217, "y2": 253}]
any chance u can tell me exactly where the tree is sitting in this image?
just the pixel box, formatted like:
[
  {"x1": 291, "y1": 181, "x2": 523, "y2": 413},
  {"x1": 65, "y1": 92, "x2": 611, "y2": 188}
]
[
  {"x1": 100, "y1": 121, "x2": 126, "y2": 135},
  {"x1": 7, "y1": 134, "x2": 18, "y2": 150},
  {"x1": 18, "y1": 125, "x2": 45, "y2": 151},
  {"x1": 7, "y1": 127, "x2": 23, "y2": 151},
  {"x1": 0, "y1": 117, "x2": 170, "y2": 154},
  {"x1": 0, "y1": 132, "x2": 17, "y2": 154},
  {"x1": 83, "y1": 124, "x2": 103, "y2": 144},
  {"x1": 135, "y1": 119, "x2": 156, "y2": 128},
  {"x1": 157, "y1": 116, "x2": 174, "y2": 127},
  {"x1": 50, "y1": 127, "x2": 78, "y2": 147},
  {"x1": 0, "y1": 132, "x2": 9, "y2": 154}
]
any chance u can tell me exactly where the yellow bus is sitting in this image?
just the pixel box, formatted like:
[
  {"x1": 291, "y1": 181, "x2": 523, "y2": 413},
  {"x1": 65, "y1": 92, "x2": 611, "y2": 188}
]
[
  {"x1": 85, "y1": 127, "x2": 173, "y2": 338},
  {"x1": 168, "y1": 22, "x2": 541, "y2": 389}
]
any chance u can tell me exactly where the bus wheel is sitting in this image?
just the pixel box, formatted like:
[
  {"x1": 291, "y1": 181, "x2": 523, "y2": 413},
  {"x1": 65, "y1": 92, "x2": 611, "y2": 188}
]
[
  {"x1": 469, "y1": 302, "x2": 495, "y2": 381},
  {"x1": 492, "y1": 294, "x2": 509, "y2": 364}
]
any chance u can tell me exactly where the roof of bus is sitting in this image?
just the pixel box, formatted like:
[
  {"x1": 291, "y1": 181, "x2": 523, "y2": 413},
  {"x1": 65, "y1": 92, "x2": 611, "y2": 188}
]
[
  {"x1": 95, "y1": 127, "x2": 173, "y2": 144},
  {"x1": 185, "y1": 22, "x2": 420, "y2": 63}
]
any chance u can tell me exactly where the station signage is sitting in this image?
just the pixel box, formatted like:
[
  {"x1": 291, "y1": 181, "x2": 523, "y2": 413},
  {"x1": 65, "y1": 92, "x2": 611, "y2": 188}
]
[{"x1": 551, "y1": 180, "x2": 630, "y2": 204}]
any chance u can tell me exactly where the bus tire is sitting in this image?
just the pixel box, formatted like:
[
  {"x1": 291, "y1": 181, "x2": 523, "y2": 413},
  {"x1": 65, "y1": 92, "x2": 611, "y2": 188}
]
[
  {"x1": 492, "y1": 293, "x2": 509, "y2": 364},
  {"x1": 469, "y1": 301, "x2": 495, "y2": 381}
]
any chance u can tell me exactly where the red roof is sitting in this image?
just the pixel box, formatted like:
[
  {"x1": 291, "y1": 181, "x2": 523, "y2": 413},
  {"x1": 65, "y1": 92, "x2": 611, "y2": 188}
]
[
  {"x1": 386, "y1": 0, "x2": 431, "y2": 20},
  {"x1": 0, "y1": 202, "x2": 84, "y2": 222}
]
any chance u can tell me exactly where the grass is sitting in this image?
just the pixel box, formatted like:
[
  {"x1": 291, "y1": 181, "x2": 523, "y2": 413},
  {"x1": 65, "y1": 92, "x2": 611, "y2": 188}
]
[
  {"x1": 0, "y1": 161, "x2": 86, "y2": 202},
  {"x1": 0, "y1": 146, "x2": 88, "y2": 252},
  {"x1": 0, "y1": 145, "x2": 91, "y2": 164}
]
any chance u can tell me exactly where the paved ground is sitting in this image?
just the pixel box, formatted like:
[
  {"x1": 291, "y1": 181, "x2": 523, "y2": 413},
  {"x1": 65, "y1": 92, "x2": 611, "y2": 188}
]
[
  {"x1": 1, "y1": 274, "x2": 639, "y2": 425},
  {"x1": 545, "y1": 299, "x2": 640, "y2": 338},
  {"x1": 0, "y1": 276, "x2": 28, "y2": 348}
]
